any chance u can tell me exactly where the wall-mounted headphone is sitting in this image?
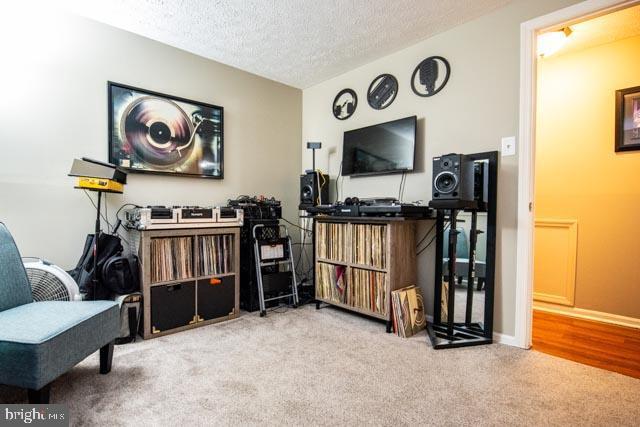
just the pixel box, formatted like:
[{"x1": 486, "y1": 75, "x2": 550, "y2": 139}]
[{"x1": 332, "y1": 88, "x2": 358, "y2": 120}]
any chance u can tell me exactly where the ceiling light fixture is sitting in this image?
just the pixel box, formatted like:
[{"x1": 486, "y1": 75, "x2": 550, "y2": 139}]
[{"x1": 537, "y1": 27, "x2": 572, "y2": 58}]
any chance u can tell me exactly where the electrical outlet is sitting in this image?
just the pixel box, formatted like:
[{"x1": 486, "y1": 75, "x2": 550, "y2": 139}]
[{"x1": 501, "y1": 136, "x2": 516, "y2": 156}]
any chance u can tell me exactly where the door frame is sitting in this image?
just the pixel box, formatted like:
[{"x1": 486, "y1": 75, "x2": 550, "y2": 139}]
[{"x1": 515, "y1": 0, "x2": 639, "y2": 349}]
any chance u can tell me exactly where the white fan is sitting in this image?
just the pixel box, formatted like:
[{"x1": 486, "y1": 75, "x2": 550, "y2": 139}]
[{"x1": 22, "y1": 258, "x2": 82, "y2": 301}]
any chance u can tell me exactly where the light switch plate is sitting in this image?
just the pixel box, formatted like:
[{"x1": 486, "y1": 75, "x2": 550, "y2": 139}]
[{"x1": 501, "y1": 136, "x2": 516, "y2": 156}]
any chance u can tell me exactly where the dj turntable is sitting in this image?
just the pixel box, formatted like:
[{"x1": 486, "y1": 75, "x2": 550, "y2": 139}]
[{"x1": 125, "y1": 206, "x2": 243, "y2": 230}]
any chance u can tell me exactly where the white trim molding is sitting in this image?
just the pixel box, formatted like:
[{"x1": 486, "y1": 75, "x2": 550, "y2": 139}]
[
  {"x1": 515, "y1": 0, "x2": 640, "y2": 350},
  {"x1": 493, "y1": 332, "x2": 518, "y2": 347},
  {"x1": 534, "y1": 302, "x2": 640, "y2": 329},
  {"x1": 532, "y1": 218, "x2": 577, "y2": 306}
]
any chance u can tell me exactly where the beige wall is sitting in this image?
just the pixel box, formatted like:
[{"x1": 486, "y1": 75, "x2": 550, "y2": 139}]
[
  {"x1": 302, "y1": 0, "x2": 580, "y2": 336},
  {"x1": 535, "y1": 35, "x2": 640, "y2": 319},
  {"x1": 0, "y1": 10, "x2": 302, "y2": 269}
]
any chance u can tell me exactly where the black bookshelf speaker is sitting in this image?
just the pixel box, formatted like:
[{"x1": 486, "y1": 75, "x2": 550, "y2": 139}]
[
  {"x1": 431, "y1": 153, "x2": 475, "y2": 203},
  {"x1": 299, "y1": 171, "x2": 329, "y2": 209}
]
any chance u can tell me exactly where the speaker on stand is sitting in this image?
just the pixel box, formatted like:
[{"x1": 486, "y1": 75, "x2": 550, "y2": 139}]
[
  {"x1": 430, "y1": 153, "x2": 476, "y2": 209},
  {"x1": 298, "y1": 171, "x2": 329, "y2": 210}
]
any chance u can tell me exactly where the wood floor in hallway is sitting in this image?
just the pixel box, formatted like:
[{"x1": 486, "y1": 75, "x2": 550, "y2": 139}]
[{"x1": 532, "y1": 310, "x2": 640, "y2": 379}]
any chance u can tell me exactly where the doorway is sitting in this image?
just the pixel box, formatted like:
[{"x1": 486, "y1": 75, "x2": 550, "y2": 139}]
[{"x1": 517, "y1": 0, "x2": 640, "y2": 378}]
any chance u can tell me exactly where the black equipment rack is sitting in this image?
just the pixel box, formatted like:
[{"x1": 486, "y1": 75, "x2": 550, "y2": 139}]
[{"x1": 427, "y1": 151, "x2": 498, "y2": 349}]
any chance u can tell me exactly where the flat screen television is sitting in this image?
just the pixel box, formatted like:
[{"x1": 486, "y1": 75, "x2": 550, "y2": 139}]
[{"x1": 342, "y1": 116, "x2": 416, "y2": 177}]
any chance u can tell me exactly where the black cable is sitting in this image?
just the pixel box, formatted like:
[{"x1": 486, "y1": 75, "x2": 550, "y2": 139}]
[
  {"x1": 294, "y1": 222, "x2": 307, "y2": 275},
  {"x1": 105, "y1": 194, "x2": 109, "y2": 232},
  {"x1": 115, "y1": 203, "x2": 141, "y2": 223},
  {"x1": 281, "y1": 217, "x2": 312, "y2": 233},
  {"x1": 416, "y1": 222, "x2": 436, "y2": 248},
  {"x1": 82, "y1": 190, "x2": 130, "y2": 246},
  {"x1": 265, "y1": 303, "x2": 293, "y2": 314},
  {"x1": 416, "y1": 221, "x2": 450, "y2": 256},
  {"x1": 83, "y1": 190, "x2": 111, "y2": 231}
]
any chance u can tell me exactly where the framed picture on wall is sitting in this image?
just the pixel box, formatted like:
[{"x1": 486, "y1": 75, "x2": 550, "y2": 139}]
[
  {"x1": 615, "y1": 85, "x2": 640, "y2": 152},
  {"x1": 108, "y1": 82, "x2": 224, "y2": 178}
]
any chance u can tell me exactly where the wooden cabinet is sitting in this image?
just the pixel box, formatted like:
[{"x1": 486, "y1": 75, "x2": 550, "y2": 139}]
[
  {"x1": 314, "y1": 217, "x2": 417, "y2": 330},
  {"x1": 134, "y1": 227, "x2": 240, "y2": 339}
]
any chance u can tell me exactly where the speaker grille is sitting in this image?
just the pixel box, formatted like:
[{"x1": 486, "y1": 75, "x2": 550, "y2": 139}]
[{"x1": 434, "y1": 171, "x2": 457, "y2": 194}]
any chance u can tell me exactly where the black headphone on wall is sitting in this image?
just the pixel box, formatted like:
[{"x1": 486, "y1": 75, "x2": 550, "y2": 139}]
[{"x1": 332, "y1": 88, "x2": 358, "y2": 120}]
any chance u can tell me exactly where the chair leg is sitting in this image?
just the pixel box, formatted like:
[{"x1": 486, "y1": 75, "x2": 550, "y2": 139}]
[
  {"x1": 100, "y1": 340, "x2": 115, "y2": 374},
  {"x1": 28, "y1": 383, "x2": 51, "y2": 404}
]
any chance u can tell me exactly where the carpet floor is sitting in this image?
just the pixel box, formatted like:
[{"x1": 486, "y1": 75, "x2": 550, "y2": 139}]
[{"x1": 1, "y1": 305, "x2": 639, "y2": 426}]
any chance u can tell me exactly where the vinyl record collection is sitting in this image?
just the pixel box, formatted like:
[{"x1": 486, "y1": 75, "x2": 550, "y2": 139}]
[
  {"x1": 150, "y1": 236, "x2": 193, "y2": 283},
  {"x1": 352, "y1": 224, "x2": 386, "y2": 268},
  {"x1": 350, "y1": 268, "x2": 387, "y2": 315},
  {"x1": 316, "y1": 222, "x2": 348, "y2": 261},
  {"x1": 315, "y1": 263, "x2": 388, "y2": 316},
  {"x1": 316, "y1": 263, "x2": 347, "y2": 302},
  {"x1": 198, "y1": 234, "x2": 234, "y2": 276},
  {"x1": 391, "y1": 285, "x2": 426, "y2": 338}
]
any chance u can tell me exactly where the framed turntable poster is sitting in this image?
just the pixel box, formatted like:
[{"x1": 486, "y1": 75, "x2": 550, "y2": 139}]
[{"x1": 108, "y1": 82, "x2": 224, "y2": 178}]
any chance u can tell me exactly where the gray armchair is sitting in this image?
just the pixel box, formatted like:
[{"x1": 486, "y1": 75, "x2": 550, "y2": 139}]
[{"x1": 0, "y1": 222, "x2": 120, "y2": 403}]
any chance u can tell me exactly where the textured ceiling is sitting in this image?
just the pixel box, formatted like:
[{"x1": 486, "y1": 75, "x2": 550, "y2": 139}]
[
  {"x1": 64, "y1": 0, "x2": 512, "y2": 88},
  {"x1": 545, "y1": 4, "x2": 640, "y2": 57}
]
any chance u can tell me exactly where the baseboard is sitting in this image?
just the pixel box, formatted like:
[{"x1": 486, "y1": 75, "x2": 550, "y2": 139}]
[
  {"x1": 493, "y1": 332, "x2": 519, "y2": 347},
  {"x1": 533, "y1": 302, "x2": 640, "y2": 329}
]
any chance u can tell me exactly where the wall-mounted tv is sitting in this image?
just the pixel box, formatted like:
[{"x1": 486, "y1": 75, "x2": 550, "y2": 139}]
[
  {"x1": 342, "y1": 116, "x2": 416, "y2": 177},
  {"x1": 108, "y1": 82, "x2": 223, "y2": 179}
]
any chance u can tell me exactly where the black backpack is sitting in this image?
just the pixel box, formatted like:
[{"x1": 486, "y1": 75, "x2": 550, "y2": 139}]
[
  {"x1": 101, "y1": 254, "x2": 140, "y2": 294},
  {"x1": 68, "y1": 233, "x2": 124, "y2": 299}
]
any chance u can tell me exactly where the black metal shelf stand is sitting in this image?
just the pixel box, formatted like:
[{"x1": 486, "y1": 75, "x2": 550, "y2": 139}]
[
  {"x1": 427, "y1": 151, "x2": 498, "y2": 349},
  {"x1": 427, "y1": 208, "x2": 491, "y2": 348}
]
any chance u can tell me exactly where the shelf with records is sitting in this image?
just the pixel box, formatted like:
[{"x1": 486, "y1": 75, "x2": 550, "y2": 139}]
[
  {"x1": 352, "y1": 223, "x2": 387, "y2": 270},
  {"x1": 315, "y1": 222, "x2": 349, "y2": 262},
  {"x1": 315, "y1": 262, "x2": 388, "y2": 318},
  {"x1": 135, "y1": 226, "x2": 240, "y2": 340},
  {"x1": 150, "y1": 236, "x2": 194, "y2": 283},
  {"x1": 314, "y1": 218, "x2": 418, "y2": 330},
  {"x1": 349, "y1": 267, "x2": 388, "y2": 316},
  {"x1": 198, "y1": 234, "x2": 234, "y2": 276},
  {"x1": 316, "y1": 262, "x2": 347, "y2": 303}
]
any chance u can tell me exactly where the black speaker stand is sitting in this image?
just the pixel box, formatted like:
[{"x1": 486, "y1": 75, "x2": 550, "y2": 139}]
[{"x1": 427, "y1": 208, "x2": 492, "y2": 349}]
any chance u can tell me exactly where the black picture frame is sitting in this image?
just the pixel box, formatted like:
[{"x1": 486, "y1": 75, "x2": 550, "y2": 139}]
[
  {"x1": 332, "y1": 88, "x2": 358, "y2": 120},
  {"x1": 367, "y1": 74, "x2": 398, "y2": 110},
  {"x1": 108, "y1": 81, "x2": 224, "y2": 179},
  {"x1": 615, "y1": 85, "x2": 640, "y2": 152}
]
